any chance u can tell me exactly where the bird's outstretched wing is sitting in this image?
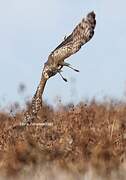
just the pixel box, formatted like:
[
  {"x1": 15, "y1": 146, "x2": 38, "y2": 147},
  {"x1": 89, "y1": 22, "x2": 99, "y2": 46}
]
[
  {"x1": 48, "y1": 11, "x2": 96, "y2": 64},
  {"x1": 22, "y1": 76, "x2": 47, "y2": 126}
]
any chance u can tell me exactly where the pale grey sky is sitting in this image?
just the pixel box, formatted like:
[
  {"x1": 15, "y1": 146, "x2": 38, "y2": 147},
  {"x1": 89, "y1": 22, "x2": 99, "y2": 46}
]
[{"x1": 0, "y1": 0, "x2": 126, "y2": 106}]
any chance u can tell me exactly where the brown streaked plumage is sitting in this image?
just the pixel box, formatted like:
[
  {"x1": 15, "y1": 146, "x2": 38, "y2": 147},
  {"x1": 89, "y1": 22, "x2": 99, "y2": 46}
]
[
  {"x1": 22, "y1": 75, "x2": 47, "y2": 126},
  {"x1": 42, "y1": 11, "x2": 96, "y2": 81},
  {"x1": 22, "y1": 11, "x2": 96, "y2": 125}
]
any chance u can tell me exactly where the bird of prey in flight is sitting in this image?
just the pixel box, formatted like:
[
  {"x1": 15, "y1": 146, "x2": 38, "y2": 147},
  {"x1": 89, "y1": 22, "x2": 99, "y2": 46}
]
[
  {"x1": 43, "y1": 11, "x2": 96, "y2": 81},
  {"x1": 22, "y1": 11, "x2": 96, "y2": 126}
]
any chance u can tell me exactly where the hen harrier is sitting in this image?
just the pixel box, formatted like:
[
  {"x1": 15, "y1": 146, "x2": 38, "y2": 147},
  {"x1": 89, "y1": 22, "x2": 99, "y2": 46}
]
[
  {"x1": 22, "y1": 11, "x2": 96, "y2": 125},
  {"x1": 43, "y1": 11, "x2": 96, "y2": 81}
]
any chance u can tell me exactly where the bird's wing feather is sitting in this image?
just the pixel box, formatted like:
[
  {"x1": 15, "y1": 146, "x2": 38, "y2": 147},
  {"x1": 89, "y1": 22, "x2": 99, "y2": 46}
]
[
  {"x1": 48, "y1": 11, "x2": 96, "y2": 63},
  {"x1": 22, "y1": 76, "x2": 47, "y2": 125}
]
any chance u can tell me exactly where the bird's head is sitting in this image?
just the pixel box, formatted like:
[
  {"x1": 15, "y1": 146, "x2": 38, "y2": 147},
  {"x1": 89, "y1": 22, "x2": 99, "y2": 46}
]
[{"x1": 42, "y1": 63, "x2": 57, "y2": 79}]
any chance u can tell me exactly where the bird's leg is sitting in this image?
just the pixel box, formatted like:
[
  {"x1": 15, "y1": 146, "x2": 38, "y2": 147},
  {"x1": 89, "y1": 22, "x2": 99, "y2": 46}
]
[
  {"x1": 60, "y1": 62, "x2": 79, "y2": 72},
  {"x1": 57, "y1": 70, "x2": 67, "y2": 82}
]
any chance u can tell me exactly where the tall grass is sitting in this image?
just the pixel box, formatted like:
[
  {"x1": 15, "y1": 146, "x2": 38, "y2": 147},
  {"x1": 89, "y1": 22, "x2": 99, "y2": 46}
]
[{"x1": 0, "y1": 99, "x2": 126, "y2": 179}]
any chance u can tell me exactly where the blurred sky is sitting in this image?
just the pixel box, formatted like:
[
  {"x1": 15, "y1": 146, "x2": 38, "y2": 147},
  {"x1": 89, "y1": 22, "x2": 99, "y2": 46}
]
[{"x1": 0, "y1": 0, "x2": 126, "y2": 106}]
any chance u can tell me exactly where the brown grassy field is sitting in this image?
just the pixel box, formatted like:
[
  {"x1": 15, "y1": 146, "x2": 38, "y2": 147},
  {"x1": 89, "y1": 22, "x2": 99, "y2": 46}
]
[{"x1": 0, "y1": 99, "x2": 126, "y2": 180}]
